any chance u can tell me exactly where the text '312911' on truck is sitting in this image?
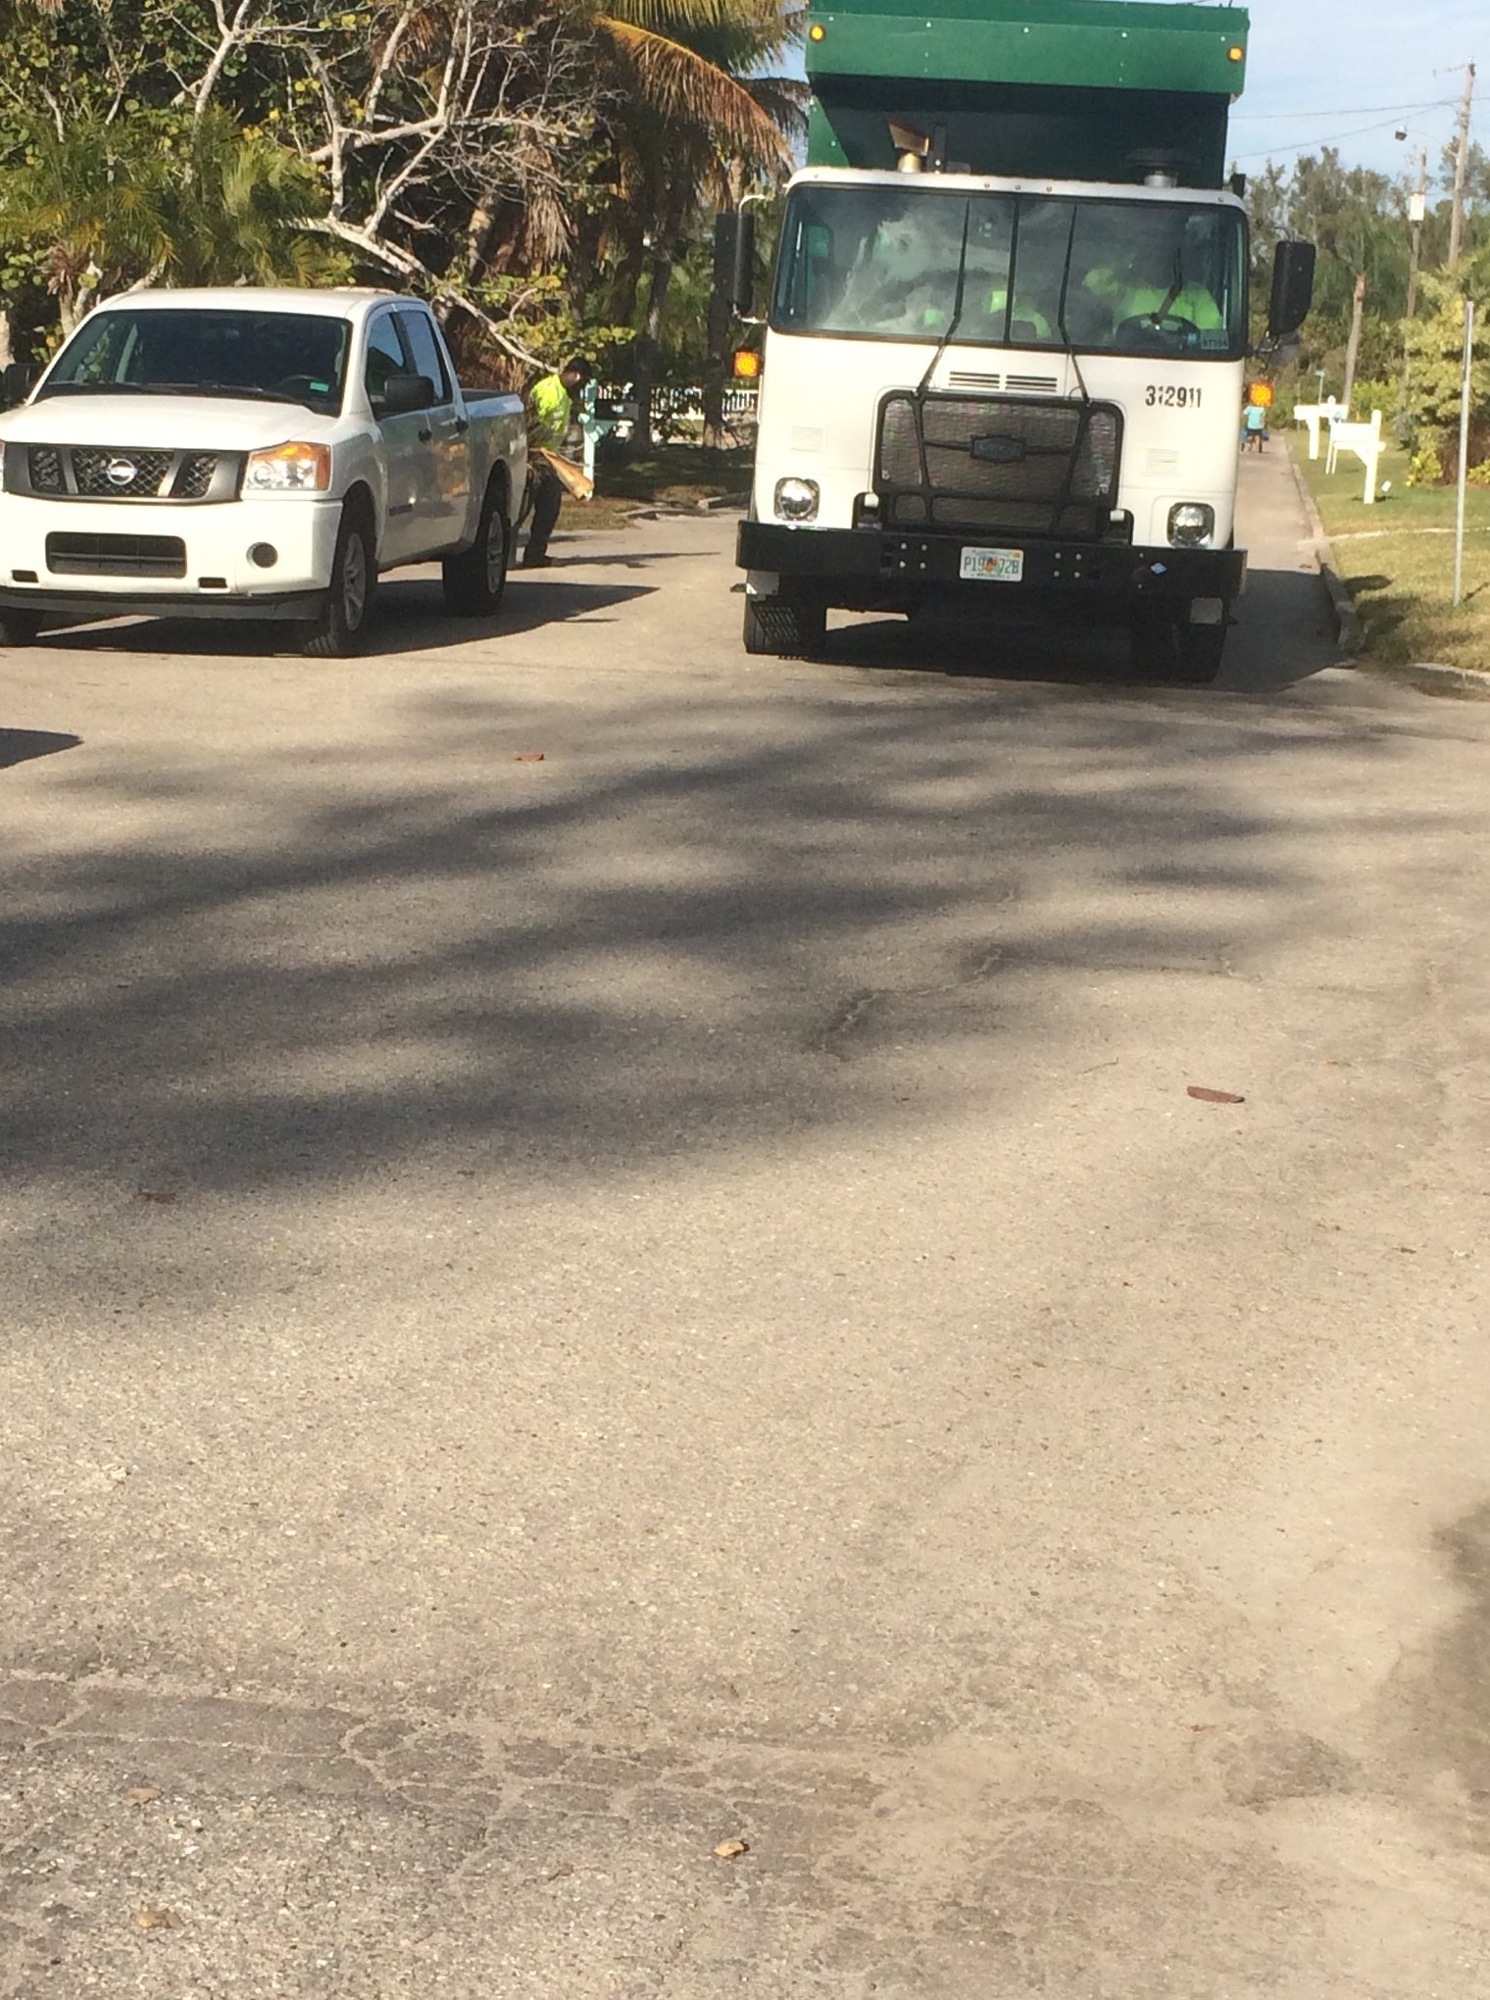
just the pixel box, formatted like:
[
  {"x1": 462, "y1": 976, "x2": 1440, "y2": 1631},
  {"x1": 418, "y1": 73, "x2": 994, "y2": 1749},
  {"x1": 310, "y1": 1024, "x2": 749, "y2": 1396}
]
[
  {"x1": 724, "y1": 0, "x2": 1316, "y2": 682},
  {"x1": 0, "y1": 290, "x2": 528, "y2": 657}
]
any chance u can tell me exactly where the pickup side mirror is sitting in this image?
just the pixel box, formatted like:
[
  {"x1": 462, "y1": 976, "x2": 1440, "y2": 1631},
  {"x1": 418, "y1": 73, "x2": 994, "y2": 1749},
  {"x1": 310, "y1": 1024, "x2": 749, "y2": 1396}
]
[
  {"x1": 2, "y1": 360, "x2": 39, "y2": 407},
  {"x1": 375, "y1": 371, "x2": 434, "y2": 418},
  {"x1": 1267, "y1": 240, "x2": 1316, "y2": 340},
  {"x1": 714, "y1": 209, "x2": 758, "y2": 318}
]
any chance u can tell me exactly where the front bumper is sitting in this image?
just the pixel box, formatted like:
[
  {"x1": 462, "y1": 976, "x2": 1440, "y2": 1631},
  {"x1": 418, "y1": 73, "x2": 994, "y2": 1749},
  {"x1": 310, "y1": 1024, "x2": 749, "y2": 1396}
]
[
  {"x1": 0, "y1": 491, "x2": 344, "y2": 618},
  {"x1": 737, "y1": 522, "x2": 1246, "y2": 609}
]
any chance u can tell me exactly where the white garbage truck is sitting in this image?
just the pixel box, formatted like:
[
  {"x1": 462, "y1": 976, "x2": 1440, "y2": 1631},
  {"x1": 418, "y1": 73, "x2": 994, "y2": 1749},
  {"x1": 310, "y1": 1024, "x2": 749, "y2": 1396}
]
[{"x1": 727, "y1": 0, "x2": 1314, "y2": 680}]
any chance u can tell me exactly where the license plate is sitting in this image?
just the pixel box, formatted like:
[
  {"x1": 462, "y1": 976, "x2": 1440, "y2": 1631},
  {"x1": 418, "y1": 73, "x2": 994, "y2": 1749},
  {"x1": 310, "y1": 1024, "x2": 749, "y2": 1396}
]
[{"x1": 959, "y1": 546, "x2": 1024, "y2": 583}]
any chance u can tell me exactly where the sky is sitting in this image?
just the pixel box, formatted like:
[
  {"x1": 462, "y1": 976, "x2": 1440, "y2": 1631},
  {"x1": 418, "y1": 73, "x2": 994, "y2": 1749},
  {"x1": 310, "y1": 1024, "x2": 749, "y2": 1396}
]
[{"x1": 1230, "y1": 0, "x2": 1481, "y2": 183}]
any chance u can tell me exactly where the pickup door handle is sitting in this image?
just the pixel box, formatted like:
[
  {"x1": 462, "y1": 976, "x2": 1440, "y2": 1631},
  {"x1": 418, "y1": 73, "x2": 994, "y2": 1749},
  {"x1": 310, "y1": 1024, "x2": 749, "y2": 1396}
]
[
  {"x1": 454, "y1": 417, "x2": 470, "y2": 435},
  {"x1": 417, "y1": 426, "x2": 433, "y2": 442}
]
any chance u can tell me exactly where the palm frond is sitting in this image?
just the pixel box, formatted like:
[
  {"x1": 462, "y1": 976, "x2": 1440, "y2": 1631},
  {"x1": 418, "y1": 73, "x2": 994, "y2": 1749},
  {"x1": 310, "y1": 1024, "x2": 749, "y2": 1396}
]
[{"x1": 594, "y1": 18, "x2": 791, "y2": 165}]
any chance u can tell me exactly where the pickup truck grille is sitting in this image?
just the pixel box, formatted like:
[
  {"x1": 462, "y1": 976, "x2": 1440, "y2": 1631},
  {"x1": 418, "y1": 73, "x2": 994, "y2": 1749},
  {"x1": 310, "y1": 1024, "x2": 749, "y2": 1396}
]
[
  {"x1": 16, "y1": 445, "x2": 236, "y2": 503},
  {"x1": 875, "y1": 393, "x2": 1122, "y2": 540},
  {"x1": 46, "y1": 532, "x2": 187, "y2": 577},
  {"x1": 71, "y1": 448, "x2": 175, "y2": 497}
]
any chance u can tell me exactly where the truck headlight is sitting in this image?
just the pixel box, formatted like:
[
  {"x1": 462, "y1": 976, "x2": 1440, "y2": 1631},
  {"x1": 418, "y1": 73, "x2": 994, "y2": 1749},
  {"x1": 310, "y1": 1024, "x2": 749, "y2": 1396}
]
[
  {"x1": 774, "y1": 477, "x2": 819, "y2": 523},
  {"x1": 244, "y1": 442, "x2": 332, "y2": 493},
  {"x1": 1167, "y1": 502, "x2": 1215, "y2": 547}
]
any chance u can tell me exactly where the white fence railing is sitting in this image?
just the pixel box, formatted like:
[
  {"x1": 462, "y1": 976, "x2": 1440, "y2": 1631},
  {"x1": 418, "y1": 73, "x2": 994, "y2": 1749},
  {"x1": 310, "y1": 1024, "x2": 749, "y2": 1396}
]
[{"x1": 594, "y1": 382, "x2": 758, "y2": 443}]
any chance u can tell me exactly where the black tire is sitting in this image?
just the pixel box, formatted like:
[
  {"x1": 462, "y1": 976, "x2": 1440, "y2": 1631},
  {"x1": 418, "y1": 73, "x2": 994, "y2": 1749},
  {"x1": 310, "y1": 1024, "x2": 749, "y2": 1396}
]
[
  {"x1": 443, "y1": 477, "x2": 511, "y2": 617},
  {"x1": 301, "y1": 506, "x2": 375, "y2": 658},
  {"x1": 742, "y1": 592, "x2": 827, "y2": 659},
  {"x1": 0, "y1": 610, "x2": 42, "y2": 647},
  {"x1": 1131, "y1": 603, "x2": 1224, "y2": 685},
  {"x1": 1175, "y1": 617, "x2": 1227, "y2": 684}
]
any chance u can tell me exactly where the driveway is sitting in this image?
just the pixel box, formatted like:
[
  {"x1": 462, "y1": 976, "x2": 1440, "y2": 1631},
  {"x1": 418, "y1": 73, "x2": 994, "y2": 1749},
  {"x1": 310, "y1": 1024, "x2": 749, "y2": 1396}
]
[{"x1": 2, "y1": 458, "x2": 1488, "y2": 1997}]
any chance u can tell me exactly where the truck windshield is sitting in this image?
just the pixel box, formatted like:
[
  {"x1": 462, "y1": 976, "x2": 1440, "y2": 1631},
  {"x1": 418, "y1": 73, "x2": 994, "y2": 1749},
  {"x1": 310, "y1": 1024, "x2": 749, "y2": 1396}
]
[
  {"x1": 39, "y1": 309, "x2": 352, "y2": 414},
  {"x1": 772, "y1": 187, "x2": 1246, "y2": 359}
]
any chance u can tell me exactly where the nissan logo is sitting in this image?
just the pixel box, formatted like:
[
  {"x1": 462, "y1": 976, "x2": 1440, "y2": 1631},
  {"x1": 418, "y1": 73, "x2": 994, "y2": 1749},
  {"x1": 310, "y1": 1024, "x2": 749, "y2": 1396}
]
[{"x1": 105, "y1": 457, "x2": 138, "y2": 487}]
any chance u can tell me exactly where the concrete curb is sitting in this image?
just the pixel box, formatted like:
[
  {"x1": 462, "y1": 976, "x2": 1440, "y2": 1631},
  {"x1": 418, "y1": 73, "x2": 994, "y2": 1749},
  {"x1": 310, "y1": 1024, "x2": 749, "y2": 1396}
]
[
  {"x1": 1284, "y1": 440, "x2": 1489, "y2": 699},
  {"x1": 1285, "y1": 442, "x2": 1363, "y2": 656}
]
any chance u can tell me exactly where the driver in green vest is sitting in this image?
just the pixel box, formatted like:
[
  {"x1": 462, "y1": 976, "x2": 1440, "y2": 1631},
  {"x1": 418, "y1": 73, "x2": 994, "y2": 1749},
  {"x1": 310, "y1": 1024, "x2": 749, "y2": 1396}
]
[{"x1": 1084, "y1": 248, "x2": 1222, "y2": 336}]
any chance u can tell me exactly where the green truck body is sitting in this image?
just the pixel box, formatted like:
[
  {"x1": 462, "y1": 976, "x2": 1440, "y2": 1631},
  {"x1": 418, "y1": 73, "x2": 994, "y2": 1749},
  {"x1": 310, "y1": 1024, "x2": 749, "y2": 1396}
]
[{"x1": 806, "y1": 0, "x2": 1249, "y2": 185}]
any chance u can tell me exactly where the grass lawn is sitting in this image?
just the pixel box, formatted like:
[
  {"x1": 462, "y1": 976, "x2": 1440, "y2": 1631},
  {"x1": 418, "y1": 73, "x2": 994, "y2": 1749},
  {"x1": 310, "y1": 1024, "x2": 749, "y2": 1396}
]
[
  {"x1": 1293, "y1": 436, "x2": 1490, "y2": 673},
  {"x1": 573, "y1": 442, "x2": 753, "y2": 533}
]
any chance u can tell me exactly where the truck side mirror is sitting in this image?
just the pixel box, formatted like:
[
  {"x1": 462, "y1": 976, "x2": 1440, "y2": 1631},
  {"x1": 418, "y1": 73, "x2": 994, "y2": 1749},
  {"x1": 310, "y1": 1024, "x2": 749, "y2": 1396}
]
[
  {"x1": 377, "y1": 371, "x2": 434, "y2": 417},
  {"x1": 2, "y1": 360, "x2": 39, "y2": 407},
  {"x1": 715, "y1": 209, "x2": 757, "y2": 317},
  {"x1": 1267, "y1": 241, "x2": 1316, "y2": 340}
]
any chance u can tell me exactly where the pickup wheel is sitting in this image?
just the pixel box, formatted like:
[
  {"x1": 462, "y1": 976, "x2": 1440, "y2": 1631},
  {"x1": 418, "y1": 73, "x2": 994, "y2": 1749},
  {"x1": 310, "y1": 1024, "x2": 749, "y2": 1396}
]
[
  {"x1": 301, "y1": 509, "x2": 374, "y2": 658},
  {"x1": 0, "y1": 611, "x2": 42, "y2": 647},
  {"x1": 443, "y1": 479, "x2": 510, "y2": 617},
  {"x1": 742, "y1": 592, "x2": 827, "y2": 659}
]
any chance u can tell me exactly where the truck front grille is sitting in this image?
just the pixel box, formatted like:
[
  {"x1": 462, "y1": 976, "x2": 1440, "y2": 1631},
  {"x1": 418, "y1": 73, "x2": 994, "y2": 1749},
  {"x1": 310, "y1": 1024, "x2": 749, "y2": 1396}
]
[
  {"x1": 46, "y1": 532, "x2": 187, "y2": 577},
  {"x1": 14, "y1": 445, "x2": 237, "y2": 502},
  {"x1": 875, "y1": 393, "x2": 1122, "y2": 540},
  {"x1": 27, "y1": 447, "x2": 64, "y2": 492},
  {"x1": 72, "y1": 448, "x2": 175, "y2": 498}
]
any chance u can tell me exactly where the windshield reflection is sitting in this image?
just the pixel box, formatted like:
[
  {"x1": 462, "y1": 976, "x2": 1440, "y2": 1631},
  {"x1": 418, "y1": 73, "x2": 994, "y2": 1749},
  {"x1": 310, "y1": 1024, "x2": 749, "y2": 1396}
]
[
  {"x1": 41, "y1": 309, "x2": 352, "y2": 415},
  {"x1": 772, "y1": 188, "x2": 1245, "y2": 358}
]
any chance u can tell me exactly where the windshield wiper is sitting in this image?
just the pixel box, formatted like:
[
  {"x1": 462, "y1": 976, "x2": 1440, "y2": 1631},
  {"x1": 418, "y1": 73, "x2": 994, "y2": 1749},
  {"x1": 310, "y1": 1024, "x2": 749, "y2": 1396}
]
[
  {"x1": 1055, "y1": 206, "x2": 1091, "y2": 405},
  {"x1": 42, "y1": 380, "x2": 311, "y2": 404}
]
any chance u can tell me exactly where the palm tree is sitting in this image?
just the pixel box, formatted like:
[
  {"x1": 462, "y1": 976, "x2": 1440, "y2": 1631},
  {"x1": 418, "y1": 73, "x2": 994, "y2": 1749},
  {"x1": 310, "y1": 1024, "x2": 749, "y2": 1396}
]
[
  {"x1": 0, "y1": 108, "x2": 339, "y2": 337},
  {"x1": 574, "y1": 0, "x2": 804, "y2": 440}
]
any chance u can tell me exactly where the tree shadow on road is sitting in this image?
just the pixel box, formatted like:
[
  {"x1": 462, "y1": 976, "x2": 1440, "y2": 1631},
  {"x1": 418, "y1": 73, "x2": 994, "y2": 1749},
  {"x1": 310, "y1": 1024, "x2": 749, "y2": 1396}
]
[{"x1": 1, "y1": 665, "x2": 1424, "y2": 1291}]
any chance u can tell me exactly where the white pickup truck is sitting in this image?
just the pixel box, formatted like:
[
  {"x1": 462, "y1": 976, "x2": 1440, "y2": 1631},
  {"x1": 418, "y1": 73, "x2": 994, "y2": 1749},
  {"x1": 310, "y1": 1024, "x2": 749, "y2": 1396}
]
[{"x1": 0, "y1": 288, "x2": 529, "y2": 655}]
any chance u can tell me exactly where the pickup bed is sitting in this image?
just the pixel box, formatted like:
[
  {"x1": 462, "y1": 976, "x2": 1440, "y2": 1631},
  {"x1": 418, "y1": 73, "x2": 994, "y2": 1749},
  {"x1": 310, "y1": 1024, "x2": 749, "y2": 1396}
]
[{"x1": 0, "y1": 288, "x2": 529, "y2": 655}]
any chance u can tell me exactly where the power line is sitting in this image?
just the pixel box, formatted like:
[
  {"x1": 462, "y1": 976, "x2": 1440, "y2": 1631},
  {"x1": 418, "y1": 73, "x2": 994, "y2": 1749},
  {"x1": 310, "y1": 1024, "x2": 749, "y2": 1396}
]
[
  {"x1": 1230, "y1": 98, "x2": 1455, "y2": 122},
  {"x1": 1232, "y1": 115, "x2": 1448, "y2": 162}
]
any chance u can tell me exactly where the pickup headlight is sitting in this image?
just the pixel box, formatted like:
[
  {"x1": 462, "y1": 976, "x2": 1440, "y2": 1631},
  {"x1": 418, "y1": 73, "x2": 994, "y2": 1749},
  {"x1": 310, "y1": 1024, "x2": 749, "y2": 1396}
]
[
  {"x1": 774, "y1": 476, "x2": 819, "y2": 523},
  {"x1": 244, "y1": 442, "x2": 332, "y2": 493},
  {"x1": 1167, "y1": 502, "x2": 1215, "y2": 547}
]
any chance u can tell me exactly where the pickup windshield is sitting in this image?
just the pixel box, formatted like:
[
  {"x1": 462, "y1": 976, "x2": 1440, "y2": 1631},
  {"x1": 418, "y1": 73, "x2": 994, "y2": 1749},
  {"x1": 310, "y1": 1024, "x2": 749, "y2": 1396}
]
[
  {"x1": 39, "y1": 308, "x2": 352, "y2": 414},
  {"x1": 772, "y1": 187, "x2": 1246, "y2": 359}
]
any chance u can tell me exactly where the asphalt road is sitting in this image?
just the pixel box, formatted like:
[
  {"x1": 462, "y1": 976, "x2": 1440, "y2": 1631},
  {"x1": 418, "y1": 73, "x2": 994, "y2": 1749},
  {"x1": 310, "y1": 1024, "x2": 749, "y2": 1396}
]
[{"x1": 3, "y1": 454, "x2": 1489, "y2": 1998}]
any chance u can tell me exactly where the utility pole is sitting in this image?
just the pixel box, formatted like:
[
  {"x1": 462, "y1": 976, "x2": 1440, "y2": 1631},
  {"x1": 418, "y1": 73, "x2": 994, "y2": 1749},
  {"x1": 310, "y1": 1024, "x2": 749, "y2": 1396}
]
[
  {"x1": 1406, "y1": 150, "x2": 1428, "y2": 321},
  {"x1": 1448, "y1": 63, "x2": 1475, "y2": 269},
  {"x1": 1341, "y1": 270, "x2": 1367, "y2": 414}
]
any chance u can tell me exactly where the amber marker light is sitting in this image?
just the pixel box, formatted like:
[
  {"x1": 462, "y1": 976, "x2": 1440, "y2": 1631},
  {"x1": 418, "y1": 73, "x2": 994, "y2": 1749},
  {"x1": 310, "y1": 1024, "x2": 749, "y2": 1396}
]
[
  {"x1": 808, "y1": 22, "x2": 826, "y2": 40},
  {"x1": 1227, "y1": 44, "x2": 1245, "y2": 61}
]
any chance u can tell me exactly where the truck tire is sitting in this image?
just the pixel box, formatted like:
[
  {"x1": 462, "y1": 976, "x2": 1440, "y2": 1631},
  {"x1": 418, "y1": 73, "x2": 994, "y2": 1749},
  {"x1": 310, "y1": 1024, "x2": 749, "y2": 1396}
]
[
  {"x1": 0, "y1": 611, "x2": 42, "y2": 647},
  {"x1": 742, "y1": 592, "x2": 827, "y2": 659},
  {"x1": 301, "y1": 507, "x2": 374, "y2": 658},
  {"x1": 442, "y1": 477, "x2": 510, "y2": 617},
  {"x1": 1131, "y1": 603, "x2": 1225, "y2": 685}
]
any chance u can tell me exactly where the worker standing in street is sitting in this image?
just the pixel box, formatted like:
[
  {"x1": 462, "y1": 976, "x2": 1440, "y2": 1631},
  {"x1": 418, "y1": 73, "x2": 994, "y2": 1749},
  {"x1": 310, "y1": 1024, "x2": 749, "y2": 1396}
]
[{"x1": 523, "y1": 357, "x2": 593, "y2": 568}]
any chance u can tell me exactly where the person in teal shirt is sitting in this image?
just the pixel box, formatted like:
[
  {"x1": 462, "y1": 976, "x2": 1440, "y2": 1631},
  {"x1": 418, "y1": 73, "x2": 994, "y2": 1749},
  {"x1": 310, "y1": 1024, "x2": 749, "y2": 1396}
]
[{"x1": 524, "y1": 356, "x2": 592, "y2": 568}]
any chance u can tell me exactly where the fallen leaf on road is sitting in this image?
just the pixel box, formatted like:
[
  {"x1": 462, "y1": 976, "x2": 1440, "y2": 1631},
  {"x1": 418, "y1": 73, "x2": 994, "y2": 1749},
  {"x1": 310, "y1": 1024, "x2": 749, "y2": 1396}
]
[
  {"x1": 513, "y1": 751, "x2": 546, "y2": 762},
  {"x1": 134, "y1": 1908, "x2": 180, "y2": 1931},
  {"x1": 1186, "y1": 1086, "x2": 1245, "y2": 1105},
  {"x1": 712, "y1": 1838, "x2": 749, "y2": 1859},
  {"x1": 136, "y1": 1189, "x2": 178, "y2": 1204},
  {"x1": 123, "y1": 1787, "x2": 159, "y2": 1807}
]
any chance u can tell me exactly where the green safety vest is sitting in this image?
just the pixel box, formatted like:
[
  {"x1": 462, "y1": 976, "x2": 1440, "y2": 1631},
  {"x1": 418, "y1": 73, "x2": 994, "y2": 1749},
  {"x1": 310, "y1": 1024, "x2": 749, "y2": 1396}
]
[
  {"x1": 1116, "y1": 283, "x2": 1223, "y2": 331},
  {"x1": 530, "y1": 373, "x2": 573, "y2": 450}
]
